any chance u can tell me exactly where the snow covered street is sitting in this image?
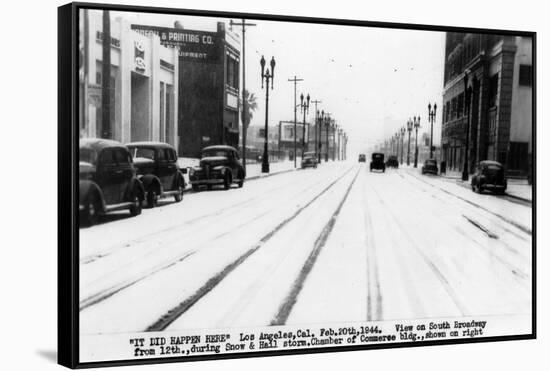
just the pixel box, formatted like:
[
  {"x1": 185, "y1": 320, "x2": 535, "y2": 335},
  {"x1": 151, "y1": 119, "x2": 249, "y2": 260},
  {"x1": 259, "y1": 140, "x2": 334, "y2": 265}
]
[{"x1": 79, "y1": 163, "x2": 532, "y2": 335}]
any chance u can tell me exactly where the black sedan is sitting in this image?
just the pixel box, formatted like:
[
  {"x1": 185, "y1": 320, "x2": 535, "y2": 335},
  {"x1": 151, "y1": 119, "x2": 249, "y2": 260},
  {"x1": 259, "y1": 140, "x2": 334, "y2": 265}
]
[
  {"x1": 421, "y1": 159, "x2": 438, "y2": 175},
  {"x1": 471, "y1": 161, "x2": 507, "y2": 194}
]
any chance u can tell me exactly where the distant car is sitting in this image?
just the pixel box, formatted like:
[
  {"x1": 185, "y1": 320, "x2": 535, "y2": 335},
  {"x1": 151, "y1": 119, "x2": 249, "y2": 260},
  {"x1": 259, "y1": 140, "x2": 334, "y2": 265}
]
[
  {"x1": 421, "y1": 159, "x2": 438, "y2": 175},
  {"x1": 471, "y1": 161, "x2": 507, "y2": 194},
  {"x1": 370, "y1": 153, "x2": 385, "y2": 172},
  {"x1": 358, "y1": 154, "x2": 366, "y2": 162},
  {"x1": 189, "y1": 145, "x2": 245, "y2": 191},
  {"x1": 386, "y1": 155, "x2": 399, "y2": 168},
  {"x1": 301, "y1": 151, "x2": 318, "y2": 169},
  {"x1": 126, "y1": 142, "x2": 186, "y2": 207},
  {"x1": 79, "y1": 139, "x2": 145, "y2": 226}
]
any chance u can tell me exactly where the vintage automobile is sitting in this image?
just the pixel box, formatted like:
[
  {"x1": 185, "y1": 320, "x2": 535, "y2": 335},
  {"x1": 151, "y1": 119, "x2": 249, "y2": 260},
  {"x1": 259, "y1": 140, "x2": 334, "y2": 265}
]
[
  {"x1": 358, "y1": 154, "x2": 366, "y2": 163},
  {"x1": 471, "y1": 160, "x2": 507, "y2": 194},
  {"x1": 386, "y1": 155, "x2": 399, "y2": 168},
  {"x1": 189, "y1": 145, "x2": 245, "y2": 191},
  {"x1": 421, "y1": 159, "x2": 438, "y2": 175},
  {"x1": 370, "y1": 152, "x2": 386, "y2": 172},
  {"x1": 79, "y1": 139, "x2": 145, "y2": 226},
  {"x1": 301, "y1": 151, "x2": 318, "y2": 169},
  {"x1": 126, "y1": 142, "x2": 186, "y2": 207}
]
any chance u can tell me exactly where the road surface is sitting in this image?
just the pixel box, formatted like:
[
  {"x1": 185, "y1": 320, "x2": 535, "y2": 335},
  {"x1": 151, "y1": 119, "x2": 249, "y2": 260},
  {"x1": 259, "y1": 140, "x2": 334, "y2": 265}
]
[{"x1": 79, "y1": 162, "x2": 532, "y2": 334}]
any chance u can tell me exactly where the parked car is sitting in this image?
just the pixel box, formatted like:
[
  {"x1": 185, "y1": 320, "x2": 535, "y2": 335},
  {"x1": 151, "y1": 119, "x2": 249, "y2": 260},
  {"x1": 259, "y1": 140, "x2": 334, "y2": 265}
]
[
  {"x1": 301, "y1": 151, "x2": 318, "y2": 169},
  {"x1": 386, "y1": 155, "x2": 399, "y2": 168},
  {"x1": 358, "y1": 154, "x2": 366, "y2": 163},
  {"x1": 471, "y1": 160, "x2": 507, "y2": 194},
  {"x1": 370, "y1": 153, "x2": 385, "y2": 172},
  {"x1": 421, "y1": 159, "x2": 438, "y2": 175},
  {"x1": 126, "y1": 142, "x2": 186, "y2": 207},
  {"x1": 79, "y1": 139, "x2": 145, "y2": 226},
  {"x1": 189, "y1": 145, "x2": 245, "y2": 191}
]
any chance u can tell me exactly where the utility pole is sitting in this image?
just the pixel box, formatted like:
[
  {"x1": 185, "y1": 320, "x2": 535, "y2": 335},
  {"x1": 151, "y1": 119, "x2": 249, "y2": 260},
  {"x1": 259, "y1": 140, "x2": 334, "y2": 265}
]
[
  {"x1": 311, "y1": 99, "x2": 321, "y2": 162},
  {"x1": 230, "y1": 19, "x2": 256, "y2": 175},
  {"x1": 288, "y1": 76, "x2": 303, "y2": 167}
]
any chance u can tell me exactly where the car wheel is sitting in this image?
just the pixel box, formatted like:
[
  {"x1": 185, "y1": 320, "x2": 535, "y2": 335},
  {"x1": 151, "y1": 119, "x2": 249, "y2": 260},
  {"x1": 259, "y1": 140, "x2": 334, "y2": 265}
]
[
  {"x1": 223, "y1": 173, "x2": 231, "y2": 190},
  {"x1": 476, "y1": 185, "x2": 483, "y2": 194},
  {"x1": 192, "y1": 184, "x2": 200, "y2": 192},
  {"x1": 82, "y1": 193, "x2": 100, "y2": 226},
  {"x1": 129, "y1": 191, "x2": 142, "y2": 216},
  {"x1": 174, "y1": 183, "x2": 184, "y2": 202},
  {"x1": 146, "y1": 189, "x2": 158, "y2": 208},
  {"x1": 207, "y1": 184, "x2": 213, "y2": 191}
]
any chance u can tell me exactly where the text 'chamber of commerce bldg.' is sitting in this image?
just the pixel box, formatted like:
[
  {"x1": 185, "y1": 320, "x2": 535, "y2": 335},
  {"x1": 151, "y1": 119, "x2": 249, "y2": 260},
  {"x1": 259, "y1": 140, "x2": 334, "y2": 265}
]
[
  {"x1": 441, "y1": 33, "x2": 533, "y2": 176},
  {"x1": 79, "y1": 10, "x2": 241, "y2": 158}
]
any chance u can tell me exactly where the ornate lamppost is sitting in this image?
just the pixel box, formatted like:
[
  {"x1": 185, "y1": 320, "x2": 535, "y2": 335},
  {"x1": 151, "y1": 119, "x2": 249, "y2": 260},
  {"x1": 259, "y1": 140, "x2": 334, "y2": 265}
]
[
  {"x1": 413, "y1": 116, "x2": 421, "y2": 168},
  {"x1": 300, "y1": 93, "x2": 310, "y2": 159},
  {"x1": 428, "y1": 102, "x2": 437, "y2": 159},
  {"x1": 260, "y1": 55, "x2": 275, "y2": 173},
  {"x1": 325, "y1": 113, "x2": 331, "y2": 162},
  {"x1": 317, "y1": 110, "x2": 324, "y2": 163},
  {"x1": 406, "y1": 119, "x2": 413, "y2": 166},
  {"x1": 400, "y1": 127, "x2": 405, "y2": 165}
]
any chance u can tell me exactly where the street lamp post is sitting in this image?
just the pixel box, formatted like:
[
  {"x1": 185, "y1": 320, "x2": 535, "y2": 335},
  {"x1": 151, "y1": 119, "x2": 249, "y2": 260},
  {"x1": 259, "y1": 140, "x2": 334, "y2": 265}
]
[
  {"x1": 300, "y1": 93, "x2": 310, "y2": 160},
  {"x1": 428, "y1": 102, "x2": 437, "y2": 159},
  {"x1": 260, "y1": 55, "x2": 275, "y2": 173},
  {"x1": 288, "y1": 76, "x2": 303, "y2": 167},
  {"x1": 325, "y1": 114, "x2": 331, "y2": 162},
  {"x1": 462, "y1": 69, "x2": 472, "y2": 181},
  {"x1": 399, "y1": 126, "x2": 405, "y2": 165},
  {"x1": 406, "y1": 119, "x2": 413, "y2": 166},
  {"x1": 318, "y1": 110, "x2": 324, "y2": 163},
  {"x1": 413, "y1": 116, "x2": 421, "y2": 168}
]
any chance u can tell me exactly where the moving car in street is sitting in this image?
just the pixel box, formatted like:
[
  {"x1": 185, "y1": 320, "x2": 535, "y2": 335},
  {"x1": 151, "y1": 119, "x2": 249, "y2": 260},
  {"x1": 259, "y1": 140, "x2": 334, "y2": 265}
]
[
  {"x1": 301, "y1": 151, "x2": 318, "y2": 169},
  {"x1": 189, "y1": 145, "x2": 245, "y2": 191},
  {"x1": 471, "y1": 160, "x2": 507, "y2": 194},
  {"x1": 358, "y1": 154, "x2": 366, "y2": 162},
  {"x1": 386, "y1": 155, "x2": 399, "y2": 168},
  {"x1": 79, "y1": 139, "x2": 145, "y2": 226},
  {"x1": 126, "y1": 142, "x2": 186, "y2": 207},
  {"x1": 421, "y1": 159, "x2": 438, "y2": 175},
  {"x1": 370, "y1": 152, "x2": 386, "y2": 172}
]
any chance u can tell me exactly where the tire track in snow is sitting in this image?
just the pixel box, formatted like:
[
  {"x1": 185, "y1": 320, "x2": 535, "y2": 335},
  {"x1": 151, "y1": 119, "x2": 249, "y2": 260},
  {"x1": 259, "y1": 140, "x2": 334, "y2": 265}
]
[
  {"x1": 80, "y1": 168, "x2": 352, "y2": 311},
  {"x1": 270, "y1": 169, "x2": 360, "y2": 326},
  {"x1": 145, "y1": 166, "x2": 357, "y2": 332},
  {"x1": 80, "y1": 170, "x2": 325, "y2": 265}
]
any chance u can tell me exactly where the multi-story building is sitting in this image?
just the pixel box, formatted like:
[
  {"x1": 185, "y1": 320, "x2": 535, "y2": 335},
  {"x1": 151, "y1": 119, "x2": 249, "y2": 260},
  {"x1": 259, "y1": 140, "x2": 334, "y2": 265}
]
[
  {"x1": 441, "y1": 32, "x2": 533, "y2": 175},
  {"x1": 131, "y1": 22, "x2": 241, "y2": 158},
  {"x1": 79, "y1": 10, "x2": 179, "y2": 146}
]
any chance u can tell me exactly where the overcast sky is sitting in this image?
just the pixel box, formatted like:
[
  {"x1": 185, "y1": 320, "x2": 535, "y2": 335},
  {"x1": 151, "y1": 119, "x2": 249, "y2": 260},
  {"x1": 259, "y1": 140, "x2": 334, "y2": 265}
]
[{"x1": 112, "y1": 10, "x2": 445, "y2": 156}]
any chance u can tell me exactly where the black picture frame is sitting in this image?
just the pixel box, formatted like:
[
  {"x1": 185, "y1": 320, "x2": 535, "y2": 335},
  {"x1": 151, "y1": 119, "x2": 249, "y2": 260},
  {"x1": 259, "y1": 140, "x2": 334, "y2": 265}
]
[{"x1": 58, "y1": 2, "x2": 536, "y2": 368}]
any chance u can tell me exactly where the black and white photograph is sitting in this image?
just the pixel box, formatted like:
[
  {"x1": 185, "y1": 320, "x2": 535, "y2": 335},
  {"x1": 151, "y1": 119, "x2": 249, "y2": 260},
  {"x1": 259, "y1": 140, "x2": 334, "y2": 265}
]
[{"x1": 57, "y1": 1, "x2": 535, "y2": 367}]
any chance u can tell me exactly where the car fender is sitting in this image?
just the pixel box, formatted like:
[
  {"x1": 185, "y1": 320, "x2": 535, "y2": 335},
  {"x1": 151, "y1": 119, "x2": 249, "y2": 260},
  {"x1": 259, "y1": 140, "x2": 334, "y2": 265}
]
[
  {"x1": 139, "y1": 174, "x2": 162, "y2": 195},
  {"x1": 79, "y1": 180, "x2": 106, "y2": 213},
  {"x1": 125, "y1": 178, "x2": 145, "y2": 201}
]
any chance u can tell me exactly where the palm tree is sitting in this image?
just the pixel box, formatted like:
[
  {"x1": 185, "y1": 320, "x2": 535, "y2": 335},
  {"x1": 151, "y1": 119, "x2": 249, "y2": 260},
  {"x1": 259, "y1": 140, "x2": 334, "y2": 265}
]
[{"x1": 241, "y1": 90, "x2": 257, "y2": 168}]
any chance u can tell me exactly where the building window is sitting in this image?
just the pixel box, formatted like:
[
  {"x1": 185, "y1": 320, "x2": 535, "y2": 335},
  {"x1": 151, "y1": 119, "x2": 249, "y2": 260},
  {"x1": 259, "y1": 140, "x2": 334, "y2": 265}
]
[
  {"x1": 451, "y1": 97, "x2": 458, "y2": 120},
  {"x1": 445, "y1": 101, "x2": 451, "y2": 123},
  {"x1": 519, "y1": 64, "x2": 532, "y2": 86},
  {"x1": 226, "y1": 54, "x2": 239, "y2": 90},
  {"x1": 457, "y1": 93, "x2": 464, "y2": 118}
]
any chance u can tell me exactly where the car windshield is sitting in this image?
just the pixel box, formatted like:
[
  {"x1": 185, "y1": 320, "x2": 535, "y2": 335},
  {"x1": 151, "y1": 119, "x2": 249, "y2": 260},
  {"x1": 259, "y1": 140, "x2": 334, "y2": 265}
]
[
  {"x1": 372, "y1": 154, "x2": 384, "y2": 160},
  {"x1": 202, "y1": 150, "x2": 229, "y2": 158},
  {"x1": 129, "y1": 147, "x2": 155, "y2": 160},
  {"x1": 426, "y1": 160, "x2": 437, "y2": 166},
  {"x1": 80, "y1": 148, "x2": 97, "y2": 165}
]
